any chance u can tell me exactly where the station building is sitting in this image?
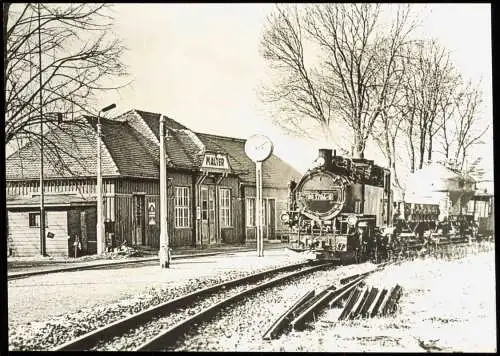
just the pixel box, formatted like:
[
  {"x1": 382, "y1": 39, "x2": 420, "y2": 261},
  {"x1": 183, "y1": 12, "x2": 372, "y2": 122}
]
[{"x1": 6, "y1": 109, "x2": 301, "y2": 257}]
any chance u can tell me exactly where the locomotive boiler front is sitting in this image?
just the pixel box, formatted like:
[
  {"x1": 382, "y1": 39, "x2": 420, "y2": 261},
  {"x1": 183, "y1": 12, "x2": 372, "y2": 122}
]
[{"x1": 295, "y1": 169, "x2": 348, "y2": 221}]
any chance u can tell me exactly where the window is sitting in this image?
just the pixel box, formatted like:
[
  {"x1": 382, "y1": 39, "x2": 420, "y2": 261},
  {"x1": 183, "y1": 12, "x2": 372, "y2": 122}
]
[
  {"x1": 246, "y1": 198, "x2": 255, "y2": 226},
  {"x1": 29, "y1": 212, "x2": 47, "y2": 228},
  {"x1": 220, "y1": 188, "x2": 232, "y2": 227},
  {"x1": 354, "y1": 200, "x2": 362, "y2": 214},
  {"x1": 175, "y1": 187, "x2": 190, "y2": 228},
  {"x1": 201, "y1": 189, "x2": 208, "y2": 220}
]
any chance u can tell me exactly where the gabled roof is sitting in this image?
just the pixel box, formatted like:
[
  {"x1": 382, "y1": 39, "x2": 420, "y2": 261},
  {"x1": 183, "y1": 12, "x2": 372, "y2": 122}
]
[
  {"x1": 196, "y1": 133, "x2": 302, "y2": 187},
  {"x1": 6, "y1": 118, "x2": 118, "y2": 180},
  {"x1": 113, "y1": 109, "x2": 199, "y2": 169},
  {"x1": 6, "y1": 109, "x2": 302, "y2": 189},
  {"x1": 196, "y1": 133, "x2": 249, "y2": 173},
  {"x1": 88, "y1": 117, "x2": 160, "y2": 178},
  {"x1": 6, "y1": 117, "x2": 159, "y2": 180},
  {"x1": 406, "y1": 162, "x2": 475, "y2": 194},
  {"x1": 164, "y1": 130, "x2": 197, "y2": 169},
  {"x1": 134, "y1": 109, "x2": 188, "y2": 139},
  {"x1": 7, "y1": 194, "x2": 96, "y2": 208}
]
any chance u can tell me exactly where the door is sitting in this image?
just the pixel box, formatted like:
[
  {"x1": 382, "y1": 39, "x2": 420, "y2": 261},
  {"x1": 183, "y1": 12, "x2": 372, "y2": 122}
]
[
  {"x1": 208, "y1": 187, "x2": 216, "y2": 244},
  {"x1": 86, "y1": 207, "x2": 97, "y2": 254},
  {"x1": 201, "y1": 188, "x2": 209, "y2": 245},
  {"x1": 201, "y1": 186, "x2": 216, "y2": 245},
  {"x1": 80, "y1": 211, "x2": 88, "y2": 253},
  {"x1": 134, "y1": 194, "x2": 146, "y2": 245}
]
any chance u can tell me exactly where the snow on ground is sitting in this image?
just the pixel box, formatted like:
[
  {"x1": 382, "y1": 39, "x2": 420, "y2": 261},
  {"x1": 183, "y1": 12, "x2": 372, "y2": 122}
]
[
  {"x1": 8, "y1": 249, "x2": 309, "y2": 326},
  {"x1": 273, "y1": 242, "x2": 496, "y2": 352}
]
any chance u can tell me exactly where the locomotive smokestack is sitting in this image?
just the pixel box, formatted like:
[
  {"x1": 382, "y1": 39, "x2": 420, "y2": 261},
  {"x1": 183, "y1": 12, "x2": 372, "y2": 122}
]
[{"x1": 318, "y1": 149, "x2": 333, "y2": 168}]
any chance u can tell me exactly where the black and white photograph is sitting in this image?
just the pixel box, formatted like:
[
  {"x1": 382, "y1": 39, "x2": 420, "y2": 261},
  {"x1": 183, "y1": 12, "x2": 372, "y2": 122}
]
[{"x1": 4, "y1": 2, "x2": 495, "y2": 352}]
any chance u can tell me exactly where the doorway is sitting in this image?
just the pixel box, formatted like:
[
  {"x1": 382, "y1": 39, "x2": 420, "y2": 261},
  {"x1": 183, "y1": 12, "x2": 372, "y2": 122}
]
[
  {"x1": 201, "y1": 186, "x2": 216, "y2": 245},
  {"x1": 134, "y1": 194, "x2": 146, "y2": 245}
]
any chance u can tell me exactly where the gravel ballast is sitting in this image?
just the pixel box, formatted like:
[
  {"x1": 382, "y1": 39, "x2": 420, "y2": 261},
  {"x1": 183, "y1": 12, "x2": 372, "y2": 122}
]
[
  {"x1": 10, "y1": 243, "x2": 494, "y2": 352},
  {"x1": 8, "y1": 250, "x2": 309, "y2": 351},
  {"x1": 90, "y1": 265, "x2": 316, "y2": 351},
  {"x1": 168, "y1": 262, "x2": 378, "y2": 351},
  {"x1": 270, "y1": 243, "x2": 496, "y2": 352}
]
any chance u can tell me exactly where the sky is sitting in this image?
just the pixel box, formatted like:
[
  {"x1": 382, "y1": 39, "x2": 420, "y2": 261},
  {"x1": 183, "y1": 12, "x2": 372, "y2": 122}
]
[{"x1": 94, "y1": 3, "x2": 493, "y2": 183}]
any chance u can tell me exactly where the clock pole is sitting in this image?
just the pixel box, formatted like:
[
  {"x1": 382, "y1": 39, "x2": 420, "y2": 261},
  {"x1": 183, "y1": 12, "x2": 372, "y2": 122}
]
[
  {"x1": 257, "y1": 160, "x2": 263, "y2": 257},
  {"x1": 244, "y1": 134, "x2": 274, "y2": 258}
]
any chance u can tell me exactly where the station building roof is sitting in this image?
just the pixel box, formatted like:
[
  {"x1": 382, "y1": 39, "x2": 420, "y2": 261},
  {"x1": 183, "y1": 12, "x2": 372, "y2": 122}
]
[
  {"x1": 196, "y1": 132, "x2": 302, "y2": 188},
  {"x1": 6, "y1": 117, "x2": 159, "y2": 180},
  {"x1": 7, "y1": 194, "x2": 96, "y2": 208},
  {"x1": 6, "y1": 109, "x2": 301, "y2": 189}
]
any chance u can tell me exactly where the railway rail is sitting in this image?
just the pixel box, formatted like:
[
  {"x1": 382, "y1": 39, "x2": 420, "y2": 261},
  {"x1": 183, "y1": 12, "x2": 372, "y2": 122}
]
[
  {"x1": 262, "y1": 261, "x2": 393, "y2": 339},
  {"x1": 52, "y1": 260, "x2": 331, "y2": 351},
  {"x1": 48, "y1": 238, "x2": 488, "y2": 351}
]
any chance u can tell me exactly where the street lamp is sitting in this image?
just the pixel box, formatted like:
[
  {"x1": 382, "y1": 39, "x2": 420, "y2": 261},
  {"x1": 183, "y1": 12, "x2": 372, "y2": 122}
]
[
  {"x1": 96, "y1": 103, "x2": 116, "y2": 255},
  {"x1": 159, "y1": 115, "x2": 171, "y2": 268}
]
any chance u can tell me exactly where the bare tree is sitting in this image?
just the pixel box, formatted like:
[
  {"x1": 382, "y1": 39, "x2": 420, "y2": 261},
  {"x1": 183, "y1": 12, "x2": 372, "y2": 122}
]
[
  {"x1": 259, "y1": 5, "x2": 346, "y2": 150},
  {"x1": 445, "y1": 81, "x2": 488, "y2": 170},
  {"x1": 371, "y1": 7, "x2": 421, "y2": 187},
  {"x1": 400, "y1": 39, "x2": 459, "y2": 171},
  {"x1": 4, "y1": 3, "x2": 129, "y2": 147},
  {"x1": 260, "y1": 4, "x2": 418, "y2": 159}
]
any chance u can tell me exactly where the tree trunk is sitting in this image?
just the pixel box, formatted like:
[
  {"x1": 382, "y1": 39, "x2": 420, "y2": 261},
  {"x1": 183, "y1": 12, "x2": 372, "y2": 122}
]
[
  {"x1": 3, "y1": 3, "x2": 10, "y2": 109},
  {"x1": 427, "y1": 132, "x2": 433, "y2": 163},
  {"x1": 408, "y1": 124, "x2": 415, "y2": 173},
  {"x1": 353, "y1": 133, "x2": 364, "y2": 159},
  {"x1": 389, "y1": 136, "x2": 401, "y2": 188},
  {"x1": 384, "y1": 118, "x2": 392, "y2": 165},
  {"x1": 418, "y1": 130, "x2": 426, "y2": 170},
  {"x1": 390, "y1": 161, "x2": 400, "y2": 189}
]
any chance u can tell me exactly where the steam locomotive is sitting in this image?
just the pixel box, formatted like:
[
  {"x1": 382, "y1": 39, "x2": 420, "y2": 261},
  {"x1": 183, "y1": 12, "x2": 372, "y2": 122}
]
[
  {"x1": 280, "y1": 149, "x2": 479, "y2": 263},
  {"x1": 280, "y1": 149, "x2": 391, "y2": 263}
]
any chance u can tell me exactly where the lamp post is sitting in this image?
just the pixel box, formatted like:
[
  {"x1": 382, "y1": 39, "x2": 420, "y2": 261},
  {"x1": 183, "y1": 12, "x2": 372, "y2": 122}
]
[
  {"x1": 159, "y1": 115, "x2": 170, "y2": 268},
  {"x1": 96, "y1": 103, "x2": 116, "y2": 255}
]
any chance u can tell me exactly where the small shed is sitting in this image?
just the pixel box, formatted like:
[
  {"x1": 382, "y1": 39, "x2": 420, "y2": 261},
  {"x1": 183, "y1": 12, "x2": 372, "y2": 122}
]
[{"x1": 7, "y1": 194, "x2": 96, "y2": 257}]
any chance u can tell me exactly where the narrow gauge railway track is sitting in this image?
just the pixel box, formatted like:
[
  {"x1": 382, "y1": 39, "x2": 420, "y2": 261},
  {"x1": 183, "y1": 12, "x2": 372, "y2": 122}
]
[
  {"x1": 388, "y1": 237, "x2": 477, "y2": 259},
  {"x1": 152, "y1": 261, "x2": 393, "y2": 351},
  {"x1": 134, "y1": 262, "x2": 333, "y2": 351},
  {"x1": 52, "y1": 260, "x2": 331, "y2": 351},
  {"x1": 7, "y1": 259, "x2": 161, "y2": 281},
  {"x1": 262, "y1": 261, "x2": 393, "y2": 340}
]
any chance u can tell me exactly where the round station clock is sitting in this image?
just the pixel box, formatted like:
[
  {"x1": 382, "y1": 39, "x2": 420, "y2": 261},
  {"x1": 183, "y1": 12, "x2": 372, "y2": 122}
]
[{"x1": 245, "y1": 134, "x2": 274, "y2": 162}]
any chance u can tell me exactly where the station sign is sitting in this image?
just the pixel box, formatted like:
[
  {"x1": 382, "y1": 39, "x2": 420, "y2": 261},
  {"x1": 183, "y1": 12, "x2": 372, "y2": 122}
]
[
  {"x1": 201, "y1": 153, "x2": 230, "y2": 170},
  {"x1": 148, "y1": 202, "x2": 156, "y2": 225}
]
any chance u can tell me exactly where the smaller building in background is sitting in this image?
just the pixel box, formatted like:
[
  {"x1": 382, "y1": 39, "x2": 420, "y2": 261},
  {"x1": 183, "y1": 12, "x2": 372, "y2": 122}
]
[
  {"x1": 6, "y1": 109, "x2": 301, "y2": 257},
  {"x1": 466, "y1": 182, "x2": 495, "y2": 236},
  {"x1": 403, "y1": 162, "x2": 494, "y2": 234}
]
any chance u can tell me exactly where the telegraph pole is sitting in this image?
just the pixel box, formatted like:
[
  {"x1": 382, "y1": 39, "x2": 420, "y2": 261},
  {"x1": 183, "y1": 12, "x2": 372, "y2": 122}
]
[
  {"x1": 37, "y1": 3, "x2": 46, "y2": 256},
  {"x1": 159, "y1": 115, "x2": 170, "y2": 268},
  {"x1": 96, "y1": 117, "x2": 103, "y2": 255},
  {"x1": 96, "y1": 104, "x2": 116, "y2": 255}
]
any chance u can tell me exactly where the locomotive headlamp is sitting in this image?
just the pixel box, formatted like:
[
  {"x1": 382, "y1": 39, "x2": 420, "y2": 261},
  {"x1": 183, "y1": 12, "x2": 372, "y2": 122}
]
[
  {"x1": 280, "y1": 212, "x2": 290, "y2": 223},
  {"x1": 314, "y1": 156, "x2": 325, "y2": 168},
  {"x1": 347, "y1": 215, "x2": 358, "y2": 226}
]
